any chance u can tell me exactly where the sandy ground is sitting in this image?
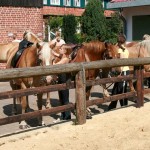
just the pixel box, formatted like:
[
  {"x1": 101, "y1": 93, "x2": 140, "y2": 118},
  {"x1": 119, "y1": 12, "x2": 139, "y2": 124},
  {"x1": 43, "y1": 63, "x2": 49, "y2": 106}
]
[{"x1": 1, "y1": 100, "x2": 150, "y2": 150}]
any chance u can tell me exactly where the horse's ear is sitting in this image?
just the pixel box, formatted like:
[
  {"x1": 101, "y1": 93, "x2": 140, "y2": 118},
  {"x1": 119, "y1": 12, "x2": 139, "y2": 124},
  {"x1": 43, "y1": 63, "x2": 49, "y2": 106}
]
[
  {"x1": 36, "y1": 42, "x2": 42, "y2": 49},
  {"x1": 105, "y1": 42, "x2": 109, "y2": 49}
]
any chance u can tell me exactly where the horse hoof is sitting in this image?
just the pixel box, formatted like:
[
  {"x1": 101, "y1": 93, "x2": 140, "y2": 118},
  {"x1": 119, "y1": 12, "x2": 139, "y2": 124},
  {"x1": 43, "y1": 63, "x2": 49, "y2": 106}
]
[
  {"x1": 11, "y1": 111, "x2": 17, "y2": 116},
  {"x1": 103, "y1": 93, "x2": 110, "y2": 97},
  {"x1": 86, "y1": 115, "x2": 92, "y2": 119},
  {"x1": 45, "y1": 103, "x2": 51, "y2": 109},
  {"x1": 19, "y1": 124, "x2": 30, "y2": 129},
  {"x1": 39, "y1": 123, "x2": 46, "y2": 126},
  {"x1": 25, "y1": 107, "x2": 32, "y2": 113},
  {"x1": 38, "y1": 121, "x2": 46, "y2": 126}
]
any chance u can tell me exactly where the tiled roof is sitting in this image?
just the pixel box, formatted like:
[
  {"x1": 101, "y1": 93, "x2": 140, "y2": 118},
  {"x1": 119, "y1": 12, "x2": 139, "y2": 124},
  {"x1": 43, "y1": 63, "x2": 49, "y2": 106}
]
[
  {"x1": 107, "y1": 0, "x2": 150, "y2": 9},
  {"x1": 110, "y1": 0, "x2": 134, "y2": 2}
]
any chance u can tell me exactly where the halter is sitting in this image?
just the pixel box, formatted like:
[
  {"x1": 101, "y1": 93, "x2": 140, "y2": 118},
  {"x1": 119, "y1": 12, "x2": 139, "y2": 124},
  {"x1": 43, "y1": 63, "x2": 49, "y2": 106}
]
[{"x1": 103, "y1": 42, "x2": 113, "y2": 60}]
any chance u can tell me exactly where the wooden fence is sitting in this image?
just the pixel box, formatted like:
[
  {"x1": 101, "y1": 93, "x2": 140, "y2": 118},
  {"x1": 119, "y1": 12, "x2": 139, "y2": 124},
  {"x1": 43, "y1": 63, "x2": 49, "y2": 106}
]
[{"x1": 0, "y1": 57, "x2": 150, "y2": 126}]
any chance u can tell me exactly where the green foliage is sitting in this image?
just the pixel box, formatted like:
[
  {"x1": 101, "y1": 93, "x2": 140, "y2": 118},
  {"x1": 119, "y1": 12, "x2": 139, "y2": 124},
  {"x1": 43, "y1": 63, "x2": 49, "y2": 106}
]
[
  {"x1": 62, "y1": 15, "x2": 77, "y2": 43},
  {"x1": 106, "y1": 12, "x2": 123, "y2": 43},
  {"x1": 74, "y1": 33, "x2": 84, "y2": 43},
  {"x1": 80, "y1": 0, "x2": 123, "y2": 43},
  {"x1": 48, "y1": 1, "x2": 123, "y2": 44},
  {"x1": 81, "y1": 0, "x2": 106, "y2": 42},
  {"x1": 49, "y1": 16, "x2": 63, "y2": 32}
]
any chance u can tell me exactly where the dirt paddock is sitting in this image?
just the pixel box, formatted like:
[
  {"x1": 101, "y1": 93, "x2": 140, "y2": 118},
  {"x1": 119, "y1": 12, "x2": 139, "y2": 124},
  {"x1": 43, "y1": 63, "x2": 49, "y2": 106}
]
[
  {"x1": 0, "y1": 81, "x2": 150, "y2": 150},
  {"x1": 1, "y1": 98, "x2": 150, "y2": 150}
]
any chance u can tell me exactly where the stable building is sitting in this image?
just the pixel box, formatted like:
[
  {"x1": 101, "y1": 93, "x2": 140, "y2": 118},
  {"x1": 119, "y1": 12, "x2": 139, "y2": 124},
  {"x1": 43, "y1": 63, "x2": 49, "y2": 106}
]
[
  {"x1": 0, "y1": 0, "x2": 43, "y2": 43},
  {"x1": 0, "y1": 0, "x2": 114, "y2": 43},
  {"x1": 105, "y1": 0, "x2": 150, "y2": 41}
]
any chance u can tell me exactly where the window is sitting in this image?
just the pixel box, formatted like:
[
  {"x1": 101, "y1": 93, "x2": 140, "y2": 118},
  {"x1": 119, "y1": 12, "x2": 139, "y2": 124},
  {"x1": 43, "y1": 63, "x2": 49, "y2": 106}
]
[
  {"x1": 74, "y1": 0, "x2": 80, "y2": 7},
  {"x1": 51, "y1": 0, "x2": 60, "y2": 5},
  {"x1": 43, "y1": 0, "x2": 47, "y2": 5},
  {"x1": 64, "y1": 0, "x2": 71, "y2": 6},
  {"x1": 85, "y1": 0, "x2": 88, "y2": 6}
]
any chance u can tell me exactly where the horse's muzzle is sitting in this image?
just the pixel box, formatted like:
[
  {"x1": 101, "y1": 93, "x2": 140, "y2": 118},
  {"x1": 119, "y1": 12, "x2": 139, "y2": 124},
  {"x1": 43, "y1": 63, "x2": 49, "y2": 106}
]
[{"x1": 40, "y1": 75, "x2": 57, "y2": 85}]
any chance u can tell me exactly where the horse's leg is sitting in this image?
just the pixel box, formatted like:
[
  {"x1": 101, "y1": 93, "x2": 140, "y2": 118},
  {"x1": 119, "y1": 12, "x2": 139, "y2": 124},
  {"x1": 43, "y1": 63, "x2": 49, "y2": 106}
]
[
  {"x1": 20, "y1": 82, "x2": 31, "y2": 112},
  {"x1": 128, "y1": 80, "x2": 135, "y2": 92},
  {"x1": 86, "y1": 86, "x2": 92, "y2": 119},
  {"x1": 19, "y1": 96, "x2": 29, "y2": 129},
  {"x1": 37, "y1": 93, "x2": 45, "y2": 126},
  {"x1": 9, "y1": 80, "x2": 18, "y2": 115},
  {"x1": 17, "y1": 82, "x2": 30, "y2": 129},
  {"x1": 12, "y1": 98, "x2": 17, "y2": 115},
  {"x1": 147, "y1": 77, "x2": 150, "y2": 88},
  {"x1": 102, "y1": 84, "x2": 110, "y2": 97},
  {"x1": 100, "y1": 69, "x2": 110, "y2": 97},
  {"x1": 45, "y1": 92, "x2": 51, "y2": 109}
]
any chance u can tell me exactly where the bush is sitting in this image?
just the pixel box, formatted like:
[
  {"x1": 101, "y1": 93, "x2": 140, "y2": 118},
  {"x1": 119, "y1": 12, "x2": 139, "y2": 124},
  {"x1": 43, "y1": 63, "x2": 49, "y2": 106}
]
[{"x1": 62, "y1": 15, "x2": 77, "y2": 43}]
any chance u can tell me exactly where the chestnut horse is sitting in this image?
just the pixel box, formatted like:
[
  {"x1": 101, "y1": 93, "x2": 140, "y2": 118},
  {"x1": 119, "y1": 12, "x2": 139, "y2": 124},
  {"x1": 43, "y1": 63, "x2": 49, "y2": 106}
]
[
  {"x1": 0, "y1": 42, "x2": 19, "y2": 63},
  {"x1": 67, "y1": 41, "x2": 117, "y2": 118},
  {"x1": 110, "y1": 39, "x2": 150, "y2": 91},
  {"x1": 7, "y1": 32, "x2": 54, "y2": 129},
  {"x1": 0, "y1": 30, "x2": 41, "y2": 64}
]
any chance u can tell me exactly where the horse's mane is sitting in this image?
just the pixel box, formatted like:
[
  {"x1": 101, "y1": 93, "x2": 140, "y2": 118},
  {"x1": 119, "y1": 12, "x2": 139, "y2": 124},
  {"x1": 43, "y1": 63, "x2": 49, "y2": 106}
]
[
  {"x1": 138, "y1": 40, "x2": 150, "y2": 56},
  {"x1": 41, "y1": 42, "x2": 51, "y2": 59},
  {"x1": 83, "y1": 41, "x2": 105, "y2": 53},
  {"x1": 143, "y1": 34, "x2": 150, "y2": 40},
  {"x1": 24, "y1": 31, "x2": 42, "y2": 43}
]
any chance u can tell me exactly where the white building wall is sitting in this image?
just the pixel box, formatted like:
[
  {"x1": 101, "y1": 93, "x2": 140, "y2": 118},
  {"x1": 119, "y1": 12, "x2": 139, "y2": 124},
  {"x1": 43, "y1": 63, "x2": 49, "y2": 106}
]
[{"x1": 122, "y1": 6, "x2": 150, "y2": 42}]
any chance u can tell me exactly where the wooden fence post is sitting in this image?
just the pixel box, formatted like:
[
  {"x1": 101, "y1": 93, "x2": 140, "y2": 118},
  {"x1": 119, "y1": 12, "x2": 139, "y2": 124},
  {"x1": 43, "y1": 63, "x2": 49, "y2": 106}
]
[
  {"x1": 135, "y1": 65, "x2": 144, "y2": 107},
  {"x1": 75, "y1": 69, "x2": 86, "y2": 125}
]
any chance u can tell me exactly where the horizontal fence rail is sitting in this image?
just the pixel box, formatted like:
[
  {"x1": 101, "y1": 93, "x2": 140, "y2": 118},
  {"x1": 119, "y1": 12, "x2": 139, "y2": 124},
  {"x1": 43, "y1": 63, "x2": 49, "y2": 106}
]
[
  {"x1": 0, "y1": 58, "x2": 149, "y2": 126},
  {"x1": 0, "y1": 58, "x2": 150, "y2": 80}
]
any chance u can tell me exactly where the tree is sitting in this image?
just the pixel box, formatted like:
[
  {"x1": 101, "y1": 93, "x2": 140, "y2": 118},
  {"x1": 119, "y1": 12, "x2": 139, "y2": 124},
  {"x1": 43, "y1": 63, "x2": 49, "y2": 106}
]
[
  {"x1": 106, "y1": 11, "x2": 123, "y2": 43},
  {"x1": 81, "y1": 0, "x2": 106, "y2": 42},
  {"x1": 62, "y1": 15, "x2": 77, "y2": 43},
  {"x1": 49, "y1": 16, "x2": 63, "y2": 32}
]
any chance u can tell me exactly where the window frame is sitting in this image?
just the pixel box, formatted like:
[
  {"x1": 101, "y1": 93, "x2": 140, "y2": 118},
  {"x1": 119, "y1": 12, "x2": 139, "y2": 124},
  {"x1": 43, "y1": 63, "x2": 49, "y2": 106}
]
[
  {"x1": 85, "y1": 0, "x2": 88, "y2": 6},
  {"x1": 43, "y1": 0, "x2": 47, "y2": 5},
  {"x1": 74, "y1": 0, "x2": 80, "y2": 7},
  {"x1": 50, "y1": 0, "x2": 60, "y2": 5},
  {"x1": 64, "y1": 0, "x2": 71, "y2": 6}
]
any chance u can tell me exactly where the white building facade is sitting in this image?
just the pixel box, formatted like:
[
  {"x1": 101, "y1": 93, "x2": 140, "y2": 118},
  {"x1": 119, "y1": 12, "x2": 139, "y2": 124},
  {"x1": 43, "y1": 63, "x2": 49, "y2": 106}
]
[{"x1": 106, "y1": 0, "x2": 150, "y2": 42}]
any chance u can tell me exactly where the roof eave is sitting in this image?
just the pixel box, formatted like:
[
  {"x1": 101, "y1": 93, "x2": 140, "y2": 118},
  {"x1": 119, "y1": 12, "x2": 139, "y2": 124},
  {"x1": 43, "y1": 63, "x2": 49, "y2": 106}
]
[{"x1": 106, "y1": 0, "x2": 150, "y2": 9}]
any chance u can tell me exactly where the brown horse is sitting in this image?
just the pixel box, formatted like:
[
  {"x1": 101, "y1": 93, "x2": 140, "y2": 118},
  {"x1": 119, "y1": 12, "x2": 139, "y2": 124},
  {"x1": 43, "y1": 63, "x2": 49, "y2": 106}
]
[
  {"x1": 127, "y1": 40, "x2": 150, "y2": 89},
  {"x1": 110, "y1": 40, "x2": 150, "y2": 91},
  {"x1": 7, "y1": 32, "x2": 54, "y2": 129},
  {"x1": 0, "y1": 30, "x2": 41, "y2": 64},
  {"x1": 0, "y1": 42, "x2": 19, "y2": 63},
  {"x1": 67, "y1": 41, "x2": 117, "y2": 118},
  {"x1": 124, "y1": 40, "x2": 150, "y2": 71}
]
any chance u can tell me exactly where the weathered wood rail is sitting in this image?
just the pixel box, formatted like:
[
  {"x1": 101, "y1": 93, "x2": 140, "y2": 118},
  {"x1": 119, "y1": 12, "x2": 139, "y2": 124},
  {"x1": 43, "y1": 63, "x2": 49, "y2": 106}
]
[{"x1": 0, "y1": 58, "x2": 150, "y2": 126}]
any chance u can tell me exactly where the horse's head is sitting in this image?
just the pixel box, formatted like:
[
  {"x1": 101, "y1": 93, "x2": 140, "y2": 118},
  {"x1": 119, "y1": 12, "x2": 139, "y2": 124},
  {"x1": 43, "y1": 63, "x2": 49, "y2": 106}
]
[
  {"x1": 36, "y1": 42, "x2": 55, "y2": 84},
  {"x1": 104, "y1": 42, "x2": 118, "y2": 59},
  {"x1": 23, "y1": 30, "x2": 41, "y2": 44}
]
